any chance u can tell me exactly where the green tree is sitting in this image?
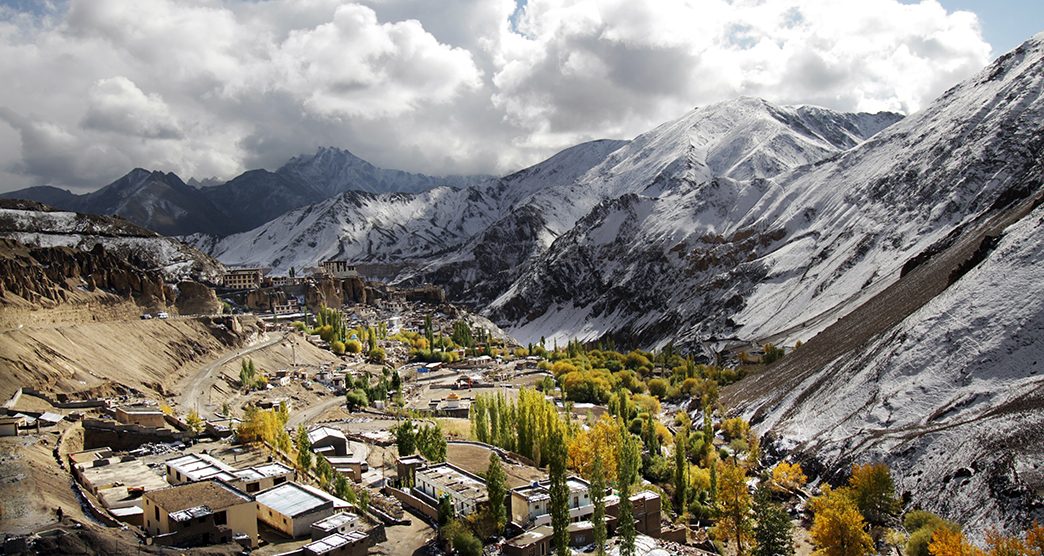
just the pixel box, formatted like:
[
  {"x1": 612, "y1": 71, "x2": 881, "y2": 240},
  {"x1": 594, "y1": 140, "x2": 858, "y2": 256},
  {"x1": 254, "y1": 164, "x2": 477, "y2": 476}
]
[
  {"x1": 618, "y1": 421, "x2": 642, "y2": 556},
  {"x1": 437, "y1": 495, "x2": 455, "y2": 526},
  {"x1": 591, "y1": 450, "x2": 608, "y2": 556},
  {"x1": 368, "y1": 347, "x2": 386, "y2": 364},
  {"x1": 548, "y1": 425, "x2": 570, "y2": 556},
  {"x1": 417, "y1": 423, "x2": 447, "y2": 462},
  {"x1": 674, "y1": 425, "x2": 688, "y2": 514},
  {"x1": 394, "y1": 419, "x2": 416, "y2": 456},
  {"x1": 754, "y1": 490, "x2": 794, "y2": 556},
  {"x1": 486, "y1": 453, "x2": 508, "y2": 534},
  {"x1": 295, "y1": 425, "x2": 312, "y2": 471},
  {"x1": 345, "y1": 389, "x2": 369, "y2": 411}
]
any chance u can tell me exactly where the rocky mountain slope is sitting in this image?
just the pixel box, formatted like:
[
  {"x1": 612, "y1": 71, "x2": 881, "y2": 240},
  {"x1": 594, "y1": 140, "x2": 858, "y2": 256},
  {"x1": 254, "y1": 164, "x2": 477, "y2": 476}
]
[
  {"x1": 724, "y1": 188, "x2": 1044, "y2": 539},
  {"x1": 0, "y1": 199, "x2": 224, "y2": 283},
  {"x1": 195, "y1": 102, "x2": 899, "y2": 314},
  {"x1": 489, "y1": 35, "x2": 1044, "y2": 350}
]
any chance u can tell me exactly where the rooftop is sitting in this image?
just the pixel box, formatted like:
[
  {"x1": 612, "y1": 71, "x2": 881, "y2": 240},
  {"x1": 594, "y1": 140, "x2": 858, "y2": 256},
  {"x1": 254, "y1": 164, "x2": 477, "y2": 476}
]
[
  {"x1": 165, "y1": 453, "x2": 238, "y2": 482},
  {"x1": 304, "y1": 531, "x2": 368, "y2": 555},
  {"x1": 312, "y1": 512, "x2": 361, "y2": 532},
  {"x1": 169, "y1": 505, "x2": 214, "y2": 522},
  {"x1": 256, "y1": 482, "x2": 349, "y2": 517},
  {"x1": 308, "y1": 426, "x2": 348, "y2": 445},
  {"x1": 116, "y1": 406, "x2": 164, "y2": 415},
  {"x1": 145, "y1": 480, "x2": 252, "y2": 513},
  {"x1": 77, "y1": 457, "x2": 169, "y2": 493},
  {"x1": 415, "y1": 463, "x2": 488, "y2": 503}
]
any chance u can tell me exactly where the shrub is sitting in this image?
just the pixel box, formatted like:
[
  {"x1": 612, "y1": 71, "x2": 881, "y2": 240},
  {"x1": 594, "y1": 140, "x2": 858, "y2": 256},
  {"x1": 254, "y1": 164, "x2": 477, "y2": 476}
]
[
  {"x1": 331, "y1": 340, "x2": 346, "y2": 355},
  {"x1": 345, "y1": 339, "x2": 363, "y2": 354}
]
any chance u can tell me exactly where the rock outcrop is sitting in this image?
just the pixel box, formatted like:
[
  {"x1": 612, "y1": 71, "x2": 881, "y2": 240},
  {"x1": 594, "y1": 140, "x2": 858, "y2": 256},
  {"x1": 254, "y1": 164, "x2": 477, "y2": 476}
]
[{"x1": 0, "y1": 239, "x2": 171, "y2": 308}]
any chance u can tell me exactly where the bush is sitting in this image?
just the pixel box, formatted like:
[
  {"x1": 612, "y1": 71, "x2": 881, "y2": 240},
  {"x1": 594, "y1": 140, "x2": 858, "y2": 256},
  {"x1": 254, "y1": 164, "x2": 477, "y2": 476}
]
[
  {"x1": 647, "y1": 378, "x2": 669, "y2": 399},
  {"x1": 345, "y1": 339, "x2": 363, "y2": 354},
  {"x1": 368, "y1": 347, "x2": 386, "y2": 364},
  {"x1": 331, "y1": 340, "x2": 346, "y2": 355},
  {"x1": 345, "y1": 389, "x2": 369, "y2": 411}
]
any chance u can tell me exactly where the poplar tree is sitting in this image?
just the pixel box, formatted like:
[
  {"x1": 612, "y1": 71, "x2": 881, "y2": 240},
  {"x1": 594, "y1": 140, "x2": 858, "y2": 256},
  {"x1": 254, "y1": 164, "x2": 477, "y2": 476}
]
[
  {"x1": 548, "y1": 425, "x2": 570, "y2": 556},
  {"x1": 674, "y1": 425, "x2": 688, "y2": 513},
  {"x1": 618, "y1": 421, "x2": 641, "y2": 556},
  {"x1": 591, "y1": 450, "x2": 608, "y2": 556},
  {"x1": 486, "y1": 453, "x2": 508, "y2": 534}
]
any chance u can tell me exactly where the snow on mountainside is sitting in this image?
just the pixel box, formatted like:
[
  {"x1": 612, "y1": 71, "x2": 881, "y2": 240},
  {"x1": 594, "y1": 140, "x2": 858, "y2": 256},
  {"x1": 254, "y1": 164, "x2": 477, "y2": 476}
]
[
  {"x1": 0, "y1": 200, "x2": 224, "y2": 282},
  {"x1": 196, "y1": 139, "x2": 632, "y2": 275},
  {"x1": 197, "y1": 101, "x2": 897, "y2": 316},
  {"x1": 278, "y1": 146, "x2": 496, "y2": 197},
  {"x1": 491, "y1": 35, "x2": 1044, "y2": 349},
  {"x1": 727, "y1": 192, "x2": 1044, "y2": 538}
]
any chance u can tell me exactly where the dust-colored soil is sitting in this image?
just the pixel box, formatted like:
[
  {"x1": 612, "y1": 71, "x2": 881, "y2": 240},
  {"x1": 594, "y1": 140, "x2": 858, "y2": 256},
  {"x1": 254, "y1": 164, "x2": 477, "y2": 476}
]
[
  {"x1": 374, "y1": 515, "x2": 436, "y2": 556},
  {"x1": 446, "y1": 443, "x2": 546, "y2": 488},
  {"x1": 0, "y1": 429, "x2": 89, "y2": 534},
  {"x1": 0, "y1": 317, "x2": 253, "y2": 401}
]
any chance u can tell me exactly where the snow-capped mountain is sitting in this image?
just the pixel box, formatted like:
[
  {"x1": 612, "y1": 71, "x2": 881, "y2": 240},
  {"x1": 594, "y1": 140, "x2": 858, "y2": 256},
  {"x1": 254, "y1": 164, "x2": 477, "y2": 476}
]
[
  {"x1": 195, "y1": 101, "x2": 899, "y2": 316},
  {"x1": 490, "y1": 35, "x2": 1044, "y2": 350},
  {"x1": 1, "y1": 148, "x2": 496, "y2": 237},
  {"x1": 278, "y1": 146, "x2": 495, "y2": 197}
]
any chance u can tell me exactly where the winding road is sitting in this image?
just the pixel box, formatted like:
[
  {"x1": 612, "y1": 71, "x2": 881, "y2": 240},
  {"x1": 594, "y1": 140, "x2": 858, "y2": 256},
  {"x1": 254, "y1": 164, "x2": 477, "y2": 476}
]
[{"x1": 177, "y1": 332, "x2": 288, "y2": 419}]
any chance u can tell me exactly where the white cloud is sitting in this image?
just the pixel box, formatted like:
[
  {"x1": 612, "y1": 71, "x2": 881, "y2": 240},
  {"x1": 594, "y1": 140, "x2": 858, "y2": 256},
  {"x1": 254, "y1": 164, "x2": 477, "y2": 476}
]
[{"x1": 0, "y1": 0, "x2": 995, "y2": 192}]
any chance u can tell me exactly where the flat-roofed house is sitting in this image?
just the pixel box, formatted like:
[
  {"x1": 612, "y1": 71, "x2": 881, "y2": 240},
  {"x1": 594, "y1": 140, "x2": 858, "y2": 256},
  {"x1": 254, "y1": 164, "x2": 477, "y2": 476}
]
[
  {"x1": 310, "y1": 512, "x2": 366, "y2": 540},
  {"x1": 255, "y1": 482, "x2": 351, "y2": 538},
  {"x1": 230, "y1": 462, "x2": 295, "y2": 493},
  {"x1": 114, "y1": 406, "x2": 167, "y2": 428},
  {"x1": 223, "y1": 268, "x2": 264, "y2": 290},
  {"x1": 165, "y1": 453, "x2": 238, "y2": 484},
  {"x1": 303, "y1": 531, "x2": 370, "y2": 556},
  {"x1": 413, "y1": 463, "x2": 488, "y2": 517},
  {"x1": 510, "y1": 477, "x2": 594, "y2": 528},
  {"x1": 142, "y1": 480, "x2": 258, "y2": 548}
]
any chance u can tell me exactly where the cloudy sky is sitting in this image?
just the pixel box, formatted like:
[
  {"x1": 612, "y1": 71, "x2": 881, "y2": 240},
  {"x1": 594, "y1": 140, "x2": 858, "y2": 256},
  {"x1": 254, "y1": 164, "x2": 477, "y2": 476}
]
[{"x1": 0, "y1": 0, "x2": 1037, "y2": 192}]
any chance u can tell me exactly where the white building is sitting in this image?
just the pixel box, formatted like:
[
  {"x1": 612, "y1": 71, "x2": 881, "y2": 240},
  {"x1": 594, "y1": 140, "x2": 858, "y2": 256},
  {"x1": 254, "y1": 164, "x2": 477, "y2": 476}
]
[
  {"x1": 413, "y1": 463, "x2": 488, "y2": 517},
  {"x1": 510, "y1": 477, "x2": 595, "y2": 528},
  {"x1": 255, "y1": 482, "x2": 352, "y2": 538}
]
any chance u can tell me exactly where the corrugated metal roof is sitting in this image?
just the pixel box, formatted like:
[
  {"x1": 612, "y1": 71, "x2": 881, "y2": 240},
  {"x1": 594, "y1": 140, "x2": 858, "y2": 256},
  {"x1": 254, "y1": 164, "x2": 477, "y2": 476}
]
[{"x1": 256, "y1": 483, "x2": 331, "y2": 517}]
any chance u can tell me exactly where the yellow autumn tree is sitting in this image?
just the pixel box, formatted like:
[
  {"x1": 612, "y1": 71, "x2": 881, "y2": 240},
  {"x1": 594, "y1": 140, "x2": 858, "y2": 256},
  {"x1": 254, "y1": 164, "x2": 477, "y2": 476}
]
[
  {"x1": 713, "y1": 460, "x2": 754, "y2": 555},
  {"x1": 810, "y1": 486, "x2": 875, "y2": 556},
  {"x1": 568, "y1": 413, "x2": 621, "y2": 483},
  {"x1": 771, "y1": 462, "x2": 808, "y2": 493},
  {"x1": 985, "y1": 521, "x2": 1044, "y2": 556},
  {"x1": 929, "y1": 527, "x2": 985, "y2": 556}
]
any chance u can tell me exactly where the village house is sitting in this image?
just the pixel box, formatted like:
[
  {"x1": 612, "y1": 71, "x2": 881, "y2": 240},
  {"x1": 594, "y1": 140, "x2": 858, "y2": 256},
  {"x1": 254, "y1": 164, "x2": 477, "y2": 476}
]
[
  {"x1": 510, "y1": 477, "x2": 594, "y2": 528},
  {"x1": 412, "y1": 462, "x2": 488, "y2": 517},
  {"x1": 302, "y1": 531, "x2": 370, "y2": 556},
  {"x1": 308, "y1": 426, "x2": 350, "y2": 457},
  {"x1": 114, "y1": 406, "x2": 167, "y2": 428},
  {"x1": 321, "y1": 260, "x2": 360, "y2": 279},
  {"x1": 255, "y1": 482, "x2": 351, "y2": 538},
  {"x1": 142, "y1": 480, "x2": 258, "y2": 548},
  {"x1": 230, "y1": 462, "x2": 296, "y2": 493},
  {"x1": 164, "y1": 453, "x2": 238, "y2": 484}
]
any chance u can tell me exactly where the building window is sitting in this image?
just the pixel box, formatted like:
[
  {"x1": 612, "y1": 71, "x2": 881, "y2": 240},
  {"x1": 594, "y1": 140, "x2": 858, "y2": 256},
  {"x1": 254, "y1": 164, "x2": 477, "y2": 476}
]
[
  {"x1": 154, "y1": 506, "x2": 160, "y2": 520},
  {"x1": 215, "y1": 511, "x2": 227, "y2": 525},
  {"x1": 247, "y1": 482, "x2": 260, "y2": 493}
]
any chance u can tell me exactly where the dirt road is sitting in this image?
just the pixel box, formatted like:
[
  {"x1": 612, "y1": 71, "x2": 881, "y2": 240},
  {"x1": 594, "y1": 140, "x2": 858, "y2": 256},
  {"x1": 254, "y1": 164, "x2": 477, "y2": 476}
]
[
  {"x1": 177, "y1": 332, "x2": 288, "y2": 418},
  {"x1": 286, "y1": 395, "x2": 345, "y2": 428}
]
